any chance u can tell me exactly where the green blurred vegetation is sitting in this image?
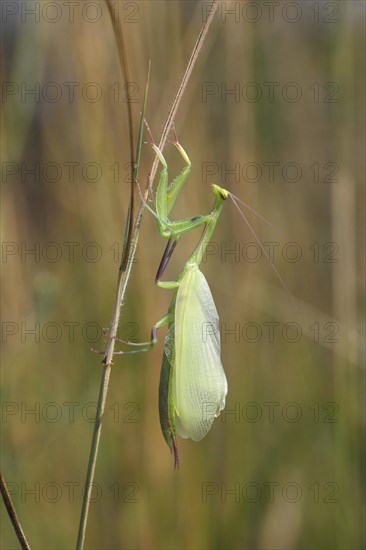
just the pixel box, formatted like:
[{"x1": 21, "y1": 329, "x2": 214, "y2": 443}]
[{"x1": 1, "y1": 1, "x2": 364, "y2": 549}]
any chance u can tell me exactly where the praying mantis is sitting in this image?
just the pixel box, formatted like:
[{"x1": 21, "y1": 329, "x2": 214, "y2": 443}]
[
  {"x1": 116, "y1": 123, "x2": 288, "y2": 467},
  {"x1": 115, "y1": 124, "x2": 228, "y2": 467}
]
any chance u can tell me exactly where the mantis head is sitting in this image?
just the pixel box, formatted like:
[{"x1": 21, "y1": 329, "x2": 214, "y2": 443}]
[{"x1": 211, "y1": 184, "x2": 229, "y2": 202}]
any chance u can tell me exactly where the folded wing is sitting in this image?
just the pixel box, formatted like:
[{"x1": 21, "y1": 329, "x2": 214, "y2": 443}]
[{"x1": 173, "y1": 263, "x2": 228, "y2": 441}]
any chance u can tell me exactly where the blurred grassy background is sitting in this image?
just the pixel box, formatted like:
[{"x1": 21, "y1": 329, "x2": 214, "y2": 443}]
[{"x1": 1, "y1": 1, "x2": 364, "y2": 549}]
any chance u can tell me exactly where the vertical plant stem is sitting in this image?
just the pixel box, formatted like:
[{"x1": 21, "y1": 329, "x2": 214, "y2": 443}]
[
  {"x1": 75, "y1": 366, "x2": 111, "y2": 550},
  {"x1": 76, "y1": 3, "x2": 218, "y2": 549},
  {"x1": 76, "y1": 2, "x2": 135, "y2": 546}
]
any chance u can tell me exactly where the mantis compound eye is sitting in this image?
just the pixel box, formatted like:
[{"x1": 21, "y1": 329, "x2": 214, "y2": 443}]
[{"x1": 211, "y1": 184, "x2": 229, "y2": 201}]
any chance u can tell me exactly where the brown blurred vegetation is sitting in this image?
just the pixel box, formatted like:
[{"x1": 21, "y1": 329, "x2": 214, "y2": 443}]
[{"x1": 1, "y1": 1, "x2": 364, "y2": 549}]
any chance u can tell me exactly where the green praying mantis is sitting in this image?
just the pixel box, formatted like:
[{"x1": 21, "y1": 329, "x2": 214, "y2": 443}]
[{"x1": 114, "y1": 122, "x2": 289, "y2": 467}]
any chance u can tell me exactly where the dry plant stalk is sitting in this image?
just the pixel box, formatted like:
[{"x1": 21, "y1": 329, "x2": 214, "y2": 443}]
[
  {"x1": 75, "y1": 2, "x2": 219, "y2": 550},
  {"x1": 0, "y1": 472, "x2": 31, "y2": 550}
]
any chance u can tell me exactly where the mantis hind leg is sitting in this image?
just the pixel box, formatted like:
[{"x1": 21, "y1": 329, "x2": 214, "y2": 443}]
[{"x1": 112, "y1": 314, "x2": 171, "y2": 355}]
